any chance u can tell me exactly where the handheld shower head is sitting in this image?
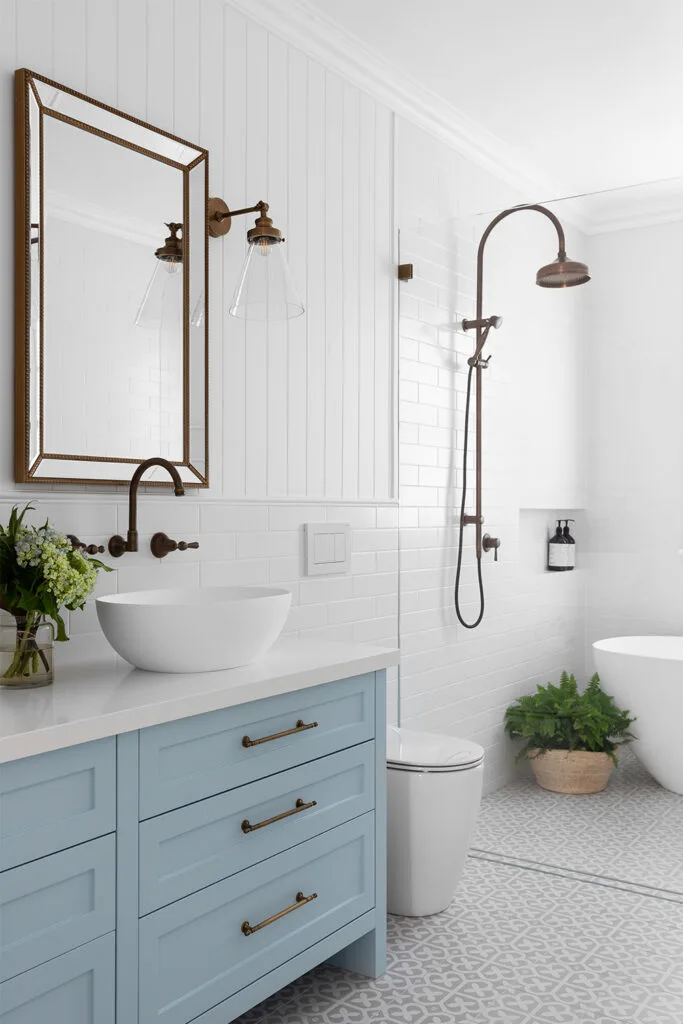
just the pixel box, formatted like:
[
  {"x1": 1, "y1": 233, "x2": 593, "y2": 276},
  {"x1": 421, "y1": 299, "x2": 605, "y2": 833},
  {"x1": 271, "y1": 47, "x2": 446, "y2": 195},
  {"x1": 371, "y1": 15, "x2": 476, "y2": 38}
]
[{"x1": 462, "y1": 314, "x2": 503, "y2": 333}]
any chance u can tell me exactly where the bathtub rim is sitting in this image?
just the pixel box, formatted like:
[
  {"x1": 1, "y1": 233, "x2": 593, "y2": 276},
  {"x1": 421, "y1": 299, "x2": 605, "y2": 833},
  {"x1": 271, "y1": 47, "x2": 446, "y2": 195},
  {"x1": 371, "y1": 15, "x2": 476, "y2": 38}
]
[{"x1": 593, "y1": 635, "x2": 683, "y2": 662}]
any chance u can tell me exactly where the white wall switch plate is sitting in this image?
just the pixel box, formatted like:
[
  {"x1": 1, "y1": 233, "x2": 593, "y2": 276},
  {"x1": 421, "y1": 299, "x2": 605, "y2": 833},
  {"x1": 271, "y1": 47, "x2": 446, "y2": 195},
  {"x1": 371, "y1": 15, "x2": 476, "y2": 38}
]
[{"x1": 304, "y1": 523, "x2": 351, "y2": 576}]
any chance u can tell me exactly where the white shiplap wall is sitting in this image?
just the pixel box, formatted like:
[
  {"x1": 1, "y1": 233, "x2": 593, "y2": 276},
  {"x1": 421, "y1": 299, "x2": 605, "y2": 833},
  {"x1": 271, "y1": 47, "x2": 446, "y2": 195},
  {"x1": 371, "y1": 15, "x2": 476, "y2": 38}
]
[{"x1": 0, "y1": 0, "x2": 395, "y2": 502}]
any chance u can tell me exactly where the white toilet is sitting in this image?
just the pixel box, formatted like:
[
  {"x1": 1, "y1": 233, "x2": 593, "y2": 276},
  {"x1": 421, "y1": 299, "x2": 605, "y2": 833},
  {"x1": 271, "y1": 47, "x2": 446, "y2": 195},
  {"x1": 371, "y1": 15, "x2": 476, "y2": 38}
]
[{"x1": 386, "y1": 726, "x2": 484, "y2": 917}]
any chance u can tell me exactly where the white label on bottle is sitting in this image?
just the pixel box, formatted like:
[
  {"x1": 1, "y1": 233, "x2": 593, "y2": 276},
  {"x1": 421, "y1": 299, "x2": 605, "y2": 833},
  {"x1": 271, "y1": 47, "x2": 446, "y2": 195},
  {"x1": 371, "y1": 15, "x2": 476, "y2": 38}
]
[
  {"x1": 548, "y1": 543, "x2": 568, "y2": 567},
  {"x1": 566, "y1": 545, "x2": 576, "y2": 568}
]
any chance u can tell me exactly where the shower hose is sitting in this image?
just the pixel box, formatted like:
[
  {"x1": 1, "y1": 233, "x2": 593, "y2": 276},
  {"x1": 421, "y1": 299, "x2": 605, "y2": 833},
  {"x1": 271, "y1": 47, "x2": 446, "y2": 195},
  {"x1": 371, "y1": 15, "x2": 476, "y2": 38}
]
[{"x1": 454, "y1": 362, "x2": 485, "y2": 629}]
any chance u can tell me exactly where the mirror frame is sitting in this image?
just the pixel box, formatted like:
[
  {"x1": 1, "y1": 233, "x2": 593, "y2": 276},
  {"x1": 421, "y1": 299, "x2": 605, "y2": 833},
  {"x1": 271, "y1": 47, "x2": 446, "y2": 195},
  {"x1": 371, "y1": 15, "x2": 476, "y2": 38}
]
[{"x1": 14, "y1": 68, "x2": 210, "y2": 487}]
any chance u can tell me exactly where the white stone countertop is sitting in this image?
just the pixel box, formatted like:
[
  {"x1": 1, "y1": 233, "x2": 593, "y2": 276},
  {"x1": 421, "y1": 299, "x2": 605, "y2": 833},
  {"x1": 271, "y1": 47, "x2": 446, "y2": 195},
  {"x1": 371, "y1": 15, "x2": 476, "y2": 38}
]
[{"x1": 0, "y1": 637, "x2": 399, "y2": 764}]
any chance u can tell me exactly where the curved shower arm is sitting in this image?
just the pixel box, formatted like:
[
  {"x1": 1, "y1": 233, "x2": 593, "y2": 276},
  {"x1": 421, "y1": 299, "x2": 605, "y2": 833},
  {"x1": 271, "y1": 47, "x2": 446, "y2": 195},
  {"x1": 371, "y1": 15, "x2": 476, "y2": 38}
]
[
  {"x1": 474, "y1": 203, "x2": 566, "y2": 321},
  {"x1": 465, "y1": 203, "x2": 567, "y2": 569}
]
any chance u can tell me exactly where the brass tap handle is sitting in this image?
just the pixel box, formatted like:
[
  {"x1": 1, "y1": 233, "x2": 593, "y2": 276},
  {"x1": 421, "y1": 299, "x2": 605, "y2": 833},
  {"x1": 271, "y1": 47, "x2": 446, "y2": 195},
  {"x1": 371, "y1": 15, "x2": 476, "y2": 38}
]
[
  {"x1": 242, "y1": 719, "x2": 319, "y2": 748},
  {"x1": 108, "y1": 535, "x2": 127, "y2": 558},
  {"x1": 241, "y1": 798, "x2": 317, "y2": 834},
  {"x1": 68, "y1": 535, "x2": 105, "y2": 555},
  {"x1": 241, "y1": 891, "x2": 318, "y2": 937},
  {"x1": 150, "y1": 533, "x2": 199, "y2": 559}
]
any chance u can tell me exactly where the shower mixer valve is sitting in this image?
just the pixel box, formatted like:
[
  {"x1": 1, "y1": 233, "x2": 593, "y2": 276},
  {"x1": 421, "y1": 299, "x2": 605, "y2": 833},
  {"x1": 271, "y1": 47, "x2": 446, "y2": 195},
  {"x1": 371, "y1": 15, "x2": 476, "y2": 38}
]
[{"x1": 482, "y1": 534, "x2": 501, "y2": 561}]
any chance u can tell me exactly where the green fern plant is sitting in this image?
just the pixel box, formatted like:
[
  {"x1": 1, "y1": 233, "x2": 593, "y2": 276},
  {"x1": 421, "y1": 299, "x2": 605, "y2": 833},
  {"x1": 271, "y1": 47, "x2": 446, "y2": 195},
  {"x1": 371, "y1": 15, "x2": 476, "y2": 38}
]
[{"x1": 504, "y1": 672, "x2": 636, "y2": 764}]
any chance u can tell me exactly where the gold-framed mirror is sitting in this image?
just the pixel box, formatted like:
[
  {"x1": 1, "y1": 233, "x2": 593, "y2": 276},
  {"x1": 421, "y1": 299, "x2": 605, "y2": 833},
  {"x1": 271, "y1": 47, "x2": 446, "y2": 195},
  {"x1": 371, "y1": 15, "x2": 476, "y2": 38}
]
[{"x1": 14, "y1": 69, "x2": 209, "y2": 487}]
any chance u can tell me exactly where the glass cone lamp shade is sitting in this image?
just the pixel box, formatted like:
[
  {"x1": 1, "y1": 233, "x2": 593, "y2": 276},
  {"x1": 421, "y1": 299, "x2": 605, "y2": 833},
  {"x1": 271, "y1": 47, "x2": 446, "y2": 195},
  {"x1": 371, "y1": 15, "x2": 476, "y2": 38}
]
[
  {"x1": 135, "y1": 259, "x2": 182, "y2": 329},
  {"x1": 190, "y1": 290, "x2": 205, "y2": 328},
  {"x1": 229, "y1": 238, "x2": 304, "y2": 321}
]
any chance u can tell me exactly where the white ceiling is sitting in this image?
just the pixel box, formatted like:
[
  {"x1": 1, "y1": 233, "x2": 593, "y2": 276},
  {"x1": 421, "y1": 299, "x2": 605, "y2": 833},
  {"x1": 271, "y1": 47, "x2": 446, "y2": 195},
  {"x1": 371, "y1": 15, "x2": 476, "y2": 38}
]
[{"x1": 306, "y1": 0, "x2": 683, "y2": 196}]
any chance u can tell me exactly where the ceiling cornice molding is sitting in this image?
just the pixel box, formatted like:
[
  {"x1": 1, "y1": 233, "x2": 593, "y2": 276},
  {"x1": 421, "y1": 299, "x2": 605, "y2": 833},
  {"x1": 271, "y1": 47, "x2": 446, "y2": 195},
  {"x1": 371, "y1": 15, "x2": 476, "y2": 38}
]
[
  {"x1": 224, "y1": 0, "x2": 571, "y2": 203},
  {"x1": 586, "y1": 206, "x2": 683, "y2": 236}
]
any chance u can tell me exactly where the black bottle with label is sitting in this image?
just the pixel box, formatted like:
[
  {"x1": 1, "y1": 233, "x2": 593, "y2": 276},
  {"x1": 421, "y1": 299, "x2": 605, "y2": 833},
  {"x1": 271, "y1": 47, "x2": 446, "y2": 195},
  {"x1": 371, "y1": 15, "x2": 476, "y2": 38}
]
[
  {"x1": 548, "y1": 520, "x2": 568, "y2": 571},
  {"x1": 562, "y1": 519, "x2": 576, "y2": 570}
]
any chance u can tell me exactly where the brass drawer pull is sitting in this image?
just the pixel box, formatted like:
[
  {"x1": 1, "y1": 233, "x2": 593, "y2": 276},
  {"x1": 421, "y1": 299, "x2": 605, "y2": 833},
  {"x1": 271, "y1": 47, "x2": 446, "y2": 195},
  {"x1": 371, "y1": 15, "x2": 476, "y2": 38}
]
[
  {"x1": 241, "y1": 797, "x2": 317, "y2": 834},
  {"x1": 242, "y1": 719, "x2": 318, "y2": 748},
  {"x1": 241, "y1": 890, "x2": 318, "y2": 936}
]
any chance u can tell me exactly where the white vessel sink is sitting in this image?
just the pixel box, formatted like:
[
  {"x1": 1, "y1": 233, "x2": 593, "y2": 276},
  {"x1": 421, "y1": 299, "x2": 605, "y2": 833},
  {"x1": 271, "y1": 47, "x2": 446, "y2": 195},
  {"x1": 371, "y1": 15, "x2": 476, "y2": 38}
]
[{"x1": 96, "y1": 586, "x2": 292, "y2": 673}]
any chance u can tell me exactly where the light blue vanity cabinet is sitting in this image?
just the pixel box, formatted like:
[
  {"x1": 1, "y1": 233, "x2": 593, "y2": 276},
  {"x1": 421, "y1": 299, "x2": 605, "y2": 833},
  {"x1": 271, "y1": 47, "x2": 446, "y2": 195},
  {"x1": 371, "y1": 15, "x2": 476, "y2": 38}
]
[{"x1": 0, "y1": 670, "x2": 387, "y2": 1024}]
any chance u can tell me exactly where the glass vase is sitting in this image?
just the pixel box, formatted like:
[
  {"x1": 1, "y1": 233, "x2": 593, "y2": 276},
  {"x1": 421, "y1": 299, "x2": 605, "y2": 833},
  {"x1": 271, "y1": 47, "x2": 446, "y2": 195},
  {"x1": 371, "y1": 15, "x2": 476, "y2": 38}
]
[{"x1": 0, "y1": 615, "x2": 54, "y2": 688}]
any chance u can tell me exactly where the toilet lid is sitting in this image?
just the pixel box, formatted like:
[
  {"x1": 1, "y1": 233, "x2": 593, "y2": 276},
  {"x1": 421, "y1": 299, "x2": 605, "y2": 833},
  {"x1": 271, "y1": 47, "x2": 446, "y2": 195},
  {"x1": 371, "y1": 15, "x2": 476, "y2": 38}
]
[{"x1": 386, "y1": 726, "x2": 484, "y2": 772}]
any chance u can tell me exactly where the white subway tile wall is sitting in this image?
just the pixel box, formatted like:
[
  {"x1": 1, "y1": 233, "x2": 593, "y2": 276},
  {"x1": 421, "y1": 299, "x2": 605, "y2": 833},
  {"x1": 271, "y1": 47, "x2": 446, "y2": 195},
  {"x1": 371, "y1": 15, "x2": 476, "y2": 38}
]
[
  {"x1": 397, "y1": 133, "x2": 586, "y2": 792},
  {"x1": 0, "y1": 497, "x2": 400, "y2": 724}
]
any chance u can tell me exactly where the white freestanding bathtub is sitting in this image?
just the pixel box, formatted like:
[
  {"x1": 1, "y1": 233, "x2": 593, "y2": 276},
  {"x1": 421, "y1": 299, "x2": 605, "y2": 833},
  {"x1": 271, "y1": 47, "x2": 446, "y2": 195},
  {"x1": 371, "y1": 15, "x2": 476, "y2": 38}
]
[{"x1": 593, "y1": 636, "x2": 683, "y2": 795}]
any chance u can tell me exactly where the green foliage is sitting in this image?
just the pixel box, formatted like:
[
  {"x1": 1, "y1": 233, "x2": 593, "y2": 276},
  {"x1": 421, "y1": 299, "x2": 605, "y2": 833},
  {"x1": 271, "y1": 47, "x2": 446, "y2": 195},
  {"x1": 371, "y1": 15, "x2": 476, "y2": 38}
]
[
  {"x1": 504, "y1": 671, "x2": 636, "y2": 764},
  {"x1": 0, "y1": 504, "x2": 112, "y2": 642}
]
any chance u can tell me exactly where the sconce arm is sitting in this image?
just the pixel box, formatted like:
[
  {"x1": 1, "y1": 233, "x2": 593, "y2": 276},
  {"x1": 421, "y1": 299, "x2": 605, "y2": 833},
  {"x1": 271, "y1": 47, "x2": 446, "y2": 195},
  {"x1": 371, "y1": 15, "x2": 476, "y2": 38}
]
[
  {"x1": 223, "y1": 200, "x2": 268, "y2": 221},
  {"x1": 208, "y1": 198, "x2": 268, "y2": 235}
]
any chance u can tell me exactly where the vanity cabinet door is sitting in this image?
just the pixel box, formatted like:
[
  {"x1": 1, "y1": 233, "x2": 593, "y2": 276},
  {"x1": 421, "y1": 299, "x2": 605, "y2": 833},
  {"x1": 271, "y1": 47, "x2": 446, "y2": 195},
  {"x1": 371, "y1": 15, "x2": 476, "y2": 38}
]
[
  {"x1": 139, "y1": 674, "x2": 376, "y2": 817},
  {"x1": 0, "y1": 739, "x2": 116, "y2": 871},
  {"x1": 139, "y1": 742, "x2": 375, "y2": 913},
  {"x1": 138, "y1": 814, "x2": 375, "y2": 1024},
  {"x1": 0, "y1": 932, "x2": 115, "y2": 1024},
  {"x1": 0, "y1": 835, "x2": 115, "y2": 983}
]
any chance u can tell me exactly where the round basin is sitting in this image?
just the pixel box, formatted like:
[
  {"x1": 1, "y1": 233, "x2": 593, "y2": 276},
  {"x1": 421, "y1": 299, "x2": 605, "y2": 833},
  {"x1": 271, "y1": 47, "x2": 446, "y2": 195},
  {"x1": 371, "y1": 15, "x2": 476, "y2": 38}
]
[{"x1": 96, "y1": 586, "x2": 292, "y2": 673}]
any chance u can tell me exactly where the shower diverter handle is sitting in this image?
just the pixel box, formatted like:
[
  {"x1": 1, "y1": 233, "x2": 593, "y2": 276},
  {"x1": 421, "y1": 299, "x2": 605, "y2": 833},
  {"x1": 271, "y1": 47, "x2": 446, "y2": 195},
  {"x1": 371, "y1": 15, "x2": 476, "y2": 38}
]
[{"x1": 482, "y1": 534, "x2": 501, "y2": 561}]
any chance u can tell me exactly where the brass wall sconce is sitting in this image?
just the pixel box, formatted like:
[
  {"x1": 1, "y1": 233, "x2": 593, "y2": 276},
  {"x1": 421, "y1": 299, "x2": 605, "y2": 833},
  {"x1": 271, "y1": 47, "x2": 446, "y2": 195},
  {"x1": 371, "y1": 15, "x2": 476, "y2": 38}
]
[
  {"x1": 137, "y1": 200, "x2": 304, "y2": 326},
  {"x1": 207, "y1": 198, "x2": 304, "y2": 321}
]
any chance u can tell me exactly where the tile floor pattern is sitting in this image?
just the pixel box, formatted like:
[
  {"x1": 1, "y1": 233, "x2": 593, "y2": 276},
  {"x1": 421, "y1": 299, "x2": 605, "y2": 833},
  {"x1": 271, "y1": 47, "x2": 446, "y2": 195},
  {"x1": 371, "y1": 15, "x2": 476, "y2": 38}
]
[
  {"x1": 236, "y1": 752, "x2": 683, "y2": 1024},
  {"x1": 472, "y1": 749, "x2": 683, "y2": 897}
]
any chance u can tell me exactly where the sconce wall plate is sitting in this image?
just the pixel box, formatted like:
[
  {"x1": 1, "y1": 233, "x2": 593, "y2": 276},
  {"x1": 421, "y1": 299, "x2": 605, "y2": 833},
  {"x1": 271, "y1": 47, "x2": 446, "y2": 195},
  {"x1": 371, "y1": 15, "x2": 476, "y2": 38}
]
[{"x1": 207, "y1": 197, "x2": 232, "y2": 237}]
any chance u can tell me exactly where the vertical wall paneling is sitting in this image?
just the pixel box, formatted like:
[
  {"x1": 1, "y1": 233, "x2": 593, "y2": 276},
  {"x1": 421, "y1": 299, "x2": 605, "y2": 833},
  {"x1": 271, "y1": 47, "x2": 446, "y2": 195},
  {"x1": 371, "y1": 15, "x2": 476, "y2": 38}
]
[
  {"x1": 199, "y1": 0, "x2": 225, "y2": 497},
  {"x1": 221, "y1": 3, "x2": 248, "y2": 498},
  {"x1": 85, "y1": 0, "x2": 118, "y2": 105},
  {"x1": 243, "y1": 20, "x2": 269, "y2": 497},
  {"x1": 145, "y1": 0, "x2": 174, "y2": 131},
  {"x1": 266, "y1": 34, "x2": 289, "y2": 496},
  {"x1": 2, "y1": 0, "x2": 395, "y2": 503},
  {"x1": 286, "y1": 48, "x2": 308, "y2": 497},
  {"x1": 16, "y1": 0, "x2": 53, "y2": 72},
  {"x1": 117, "y1": 0, "x2": 147, "y2": 119},
  {"x1": 324, "y1": 72, "x2": 344, "y2": 498},
  {"x1": 172, "y1": 0, "x2": 200, "y2": 142},
  {"x1": 341, "y1": 84, "x2": 360, "y2": 499},
  {"x1": 357, "y1": 92, "x2": 376, "y2": 498},
  {"x1": 53, "y1": 0, "x2": 87, "y2": 91},
  {"x1": 305, "y1": 58, "x2": 327, "y2": 497},
  {"x1": 373, "y1": 106, "x2": 394, "y2": 500}
]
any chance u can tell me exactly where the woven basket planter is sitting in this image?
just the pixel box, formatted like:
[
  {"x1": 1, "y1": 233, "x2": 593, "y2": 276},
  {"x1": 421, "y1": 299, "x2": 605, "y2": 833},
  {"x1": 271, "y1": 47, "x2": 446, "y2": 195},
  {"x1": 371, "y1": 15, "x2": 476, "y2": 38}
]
[{"x1": 528, "y1": 749, "x2": 614, "y2": 794}]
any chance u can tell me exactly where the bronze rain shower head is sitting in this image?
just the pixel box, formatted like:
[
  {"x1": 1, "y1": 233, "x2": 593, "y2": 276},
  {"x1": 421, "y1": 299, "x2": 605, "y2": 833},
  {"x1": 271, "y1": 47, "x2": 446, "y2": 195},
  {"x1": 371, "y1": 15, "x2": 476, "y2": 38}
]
[{"x1": 536, "y1": 253, "x2": 590, "y2": 288}]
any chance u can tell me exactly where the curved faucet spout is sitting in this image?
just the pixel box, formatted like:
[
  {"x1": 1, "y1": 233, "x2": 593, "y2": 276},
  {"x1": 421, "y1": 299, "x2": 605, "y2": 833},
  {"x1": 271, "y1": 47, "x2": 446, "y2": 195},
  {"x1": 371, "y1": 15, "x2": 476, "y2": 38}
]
[{"x1": 108, "y1": 457, "x2": 185, "y2": 557}]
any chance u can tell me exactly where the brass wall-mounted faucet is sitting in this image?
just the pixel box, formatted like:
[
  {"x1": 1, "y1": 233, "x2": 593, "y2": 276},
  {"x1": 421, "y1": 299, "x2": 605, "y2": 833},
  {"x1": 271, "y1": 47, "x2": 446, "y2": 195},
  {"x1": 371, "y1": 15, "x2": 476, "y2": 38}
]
[{"x1": 108, "y1": 457, "x2": 191, "y2": 559}]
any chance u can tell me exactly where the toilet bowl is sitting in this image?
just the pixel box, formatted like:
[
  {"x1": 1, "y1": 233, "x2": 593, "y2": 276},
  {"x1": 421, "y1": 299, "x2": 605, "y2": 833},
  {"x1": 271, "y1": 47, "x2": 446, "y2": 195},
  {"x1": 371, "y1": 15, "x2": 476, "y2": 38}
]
[{"x1": 386, "y1": 726, "x2": 484, "y2": 917}]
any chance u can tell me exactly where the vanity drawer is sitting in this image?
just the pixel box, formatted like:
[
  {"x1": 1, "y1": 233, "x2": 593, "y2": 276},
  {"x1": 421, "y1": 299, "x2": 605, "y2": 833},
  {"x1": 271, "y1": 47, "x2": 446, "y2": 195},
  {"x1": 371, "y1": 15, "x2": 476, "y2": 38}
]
[
  {"x1": 138, "y1": 674, "x2": 375, "y2": 818},
  {"x1": 0, "y1": 834, "x2": 115, "y2": 983},
  {"x1": 0, "y1": 739, "x2": 116, "y2": 872},
  {"x1": 138, "y1": 813, "x2": 374, "y2": 1024},
  {"x1": 0, "y1": 932, "x2": 115, "y2": 1024},
  {"x1": 139, "y1": 742, "x2": 375, "y2": 914}
]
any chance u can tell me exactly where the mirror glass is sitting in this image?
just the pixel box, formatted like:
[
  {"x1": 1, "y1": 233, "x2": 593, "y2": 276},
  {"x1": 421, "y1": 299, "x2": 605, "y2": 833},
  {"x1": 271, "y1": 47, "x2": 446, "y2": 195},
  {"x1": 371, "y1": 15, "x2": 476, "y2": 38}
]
[{"x1": 16, "y1": 71, "x2": 208, "y2": 486}]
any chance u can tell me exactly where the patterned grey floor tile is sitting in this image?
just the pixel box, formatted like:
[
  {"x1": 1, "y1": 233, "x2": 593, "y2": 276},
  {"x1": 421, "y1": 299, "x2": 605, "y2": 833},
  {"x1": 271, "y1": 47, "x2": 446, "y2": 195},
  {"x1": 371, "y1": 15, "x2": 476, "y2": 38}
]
[
  {"x1": 236, "y1": 753, "x2": 683, "y2": 1024},
  {"x1": 473, "y1": 748, "x2": 683, "y2": 895},
  {"x1": 236, "y1": 858, "x2": 683, "y2": 1023}
]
